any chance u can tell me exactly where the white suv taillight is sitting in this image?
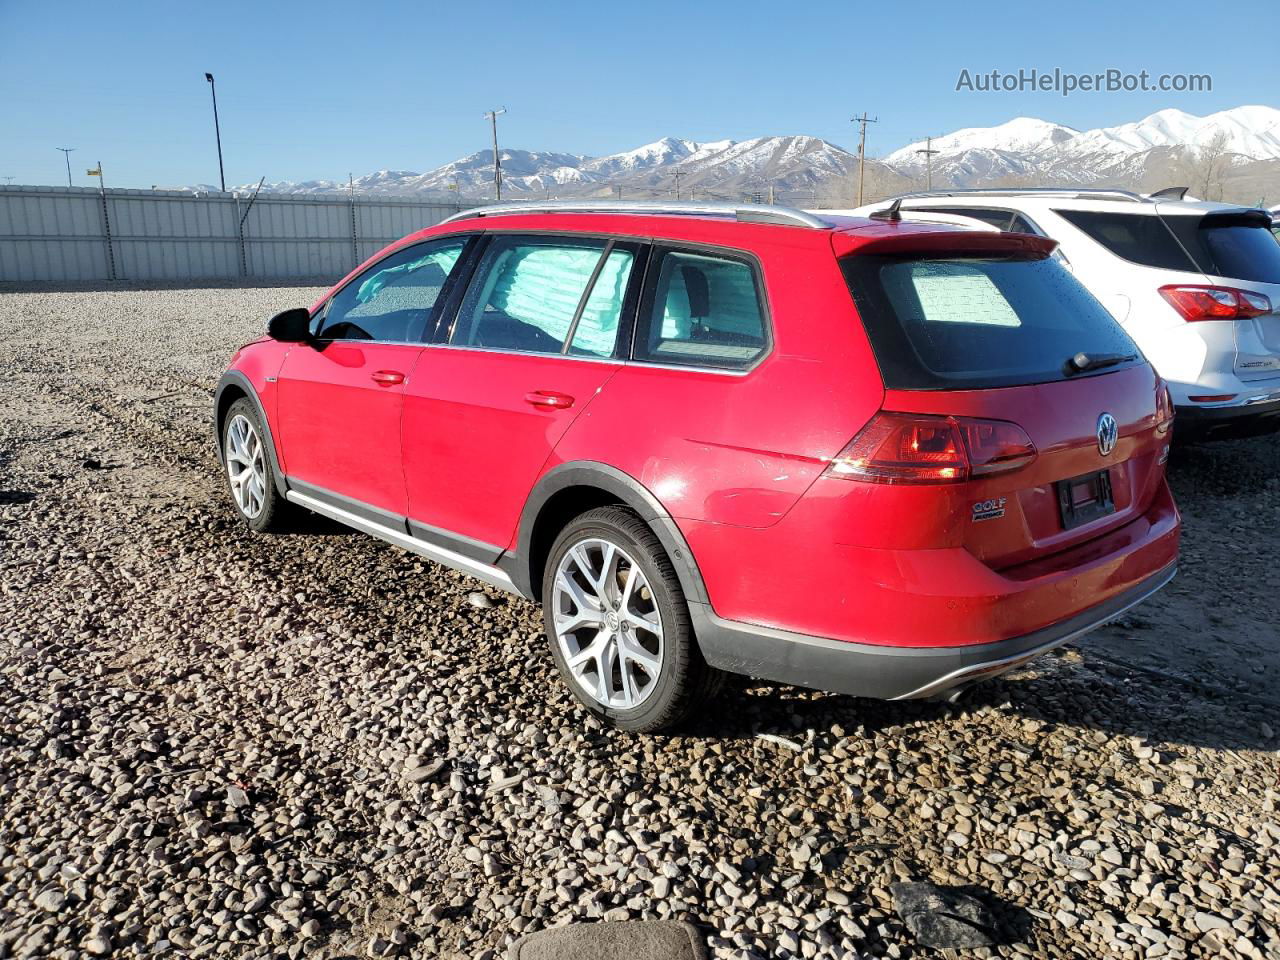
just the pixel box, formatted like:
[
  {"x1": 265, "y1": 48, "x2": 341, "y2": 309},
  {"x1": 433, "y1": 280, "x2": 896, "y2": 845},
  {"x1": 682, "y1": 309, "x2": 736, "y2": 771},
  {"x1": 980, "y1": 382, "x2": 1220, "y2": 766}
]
[
  {"x1": 826, "y1": 412, "x2": 1037, "y2": 485},
  {"x1": 1158, "y1": 284, "x2": 1272, "y2": 321}
]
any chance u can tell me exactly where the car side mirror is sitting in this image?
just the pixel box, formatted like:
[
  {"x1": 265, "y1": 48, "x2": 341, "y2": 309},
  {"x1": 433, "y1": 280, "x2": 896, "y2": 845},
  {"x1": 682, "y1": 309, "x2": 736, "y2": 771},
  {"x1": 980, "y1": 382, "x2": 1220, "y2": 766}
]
[{"x1": 266, "y1": 307, "x2": 313, "y2": 342}]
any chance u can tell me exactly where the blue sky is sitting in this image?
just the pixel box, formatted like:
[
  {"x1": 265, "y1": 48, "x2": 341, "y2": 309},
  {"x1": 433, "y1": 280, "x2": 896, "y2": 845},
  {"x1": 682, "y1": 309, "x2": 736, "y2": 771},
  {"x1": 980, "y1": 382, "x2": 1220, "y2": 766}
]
[{"x1": 2, "y1": 0, "x2": 1276, "y2": 189}]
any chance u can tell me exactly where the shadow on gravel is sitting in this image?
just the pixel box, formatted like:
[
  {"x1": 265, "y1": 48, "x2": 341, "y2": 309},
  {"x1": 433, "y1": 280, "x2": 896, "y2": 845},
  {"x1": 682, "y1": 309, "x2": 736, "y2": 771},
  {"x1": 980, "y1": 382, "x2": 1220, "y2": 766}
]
[
  {"x1": 686, "y1": 656, "x2": 1276, "y2": 753},
  {"x1": 0, "y1": 490, "x2": 37, "y2": 505}
]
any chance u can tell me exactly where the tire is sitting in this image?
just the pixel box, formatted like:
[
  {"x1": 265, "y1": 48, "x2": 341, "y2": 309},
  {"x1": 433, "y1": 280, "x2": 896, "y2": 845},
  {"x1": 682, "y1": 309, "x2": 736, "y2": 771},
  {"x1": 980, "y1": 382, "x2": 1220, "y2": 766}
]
[
  {"x1": 541, "y1": 506, "x2": 722, "y2": 733},
  {"x1": 221, "y1": 397, "x2": 287, "y2": 532}
]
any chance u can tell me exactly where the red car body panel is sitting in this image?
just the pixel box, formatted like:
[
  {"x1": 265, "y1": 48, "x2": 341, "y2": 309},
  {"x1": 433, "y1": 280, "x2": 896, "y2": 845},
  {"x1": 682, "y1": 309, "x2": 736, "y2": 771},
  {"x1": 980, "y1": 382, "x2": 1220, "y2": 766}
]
[
  {"x1": 403, "y1": 348, "x2": 621, "y2": 549},
  {"x1": 276, "y1": 341, "x2": 424, "y2": 516},
  {"x1": 220, "y1": 209, "x2": 1179, "y2": 689}
]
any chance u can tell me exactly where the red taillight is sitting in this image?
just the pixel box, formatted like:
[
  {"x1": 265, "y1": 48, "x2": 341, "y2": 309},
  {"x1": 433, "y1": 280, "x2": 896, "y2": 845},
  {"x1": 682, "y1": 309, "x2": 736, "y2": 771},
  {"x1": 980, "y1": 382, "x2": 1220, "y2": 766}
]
[
  {"x1": 827, "y1": 412, "x2": 1037, "y2": 484},
  {"x1": 1158, "y1": 284, "x2": 1272, "y2": 321}
]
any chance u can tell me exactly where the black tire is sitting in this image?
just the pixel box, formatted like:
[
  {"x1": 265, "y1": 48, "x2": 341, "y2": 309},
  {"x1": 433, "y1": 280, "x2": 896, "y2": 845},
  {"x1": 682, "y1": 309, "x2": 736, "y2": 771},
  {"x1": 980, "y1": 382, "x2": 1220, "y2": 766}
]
[
  {"x1": 541, "y1": 506, "x2": 722, "y2": 733},
  {"x1": 221, "y1": 397, "x2": 288, "y2": 533}
]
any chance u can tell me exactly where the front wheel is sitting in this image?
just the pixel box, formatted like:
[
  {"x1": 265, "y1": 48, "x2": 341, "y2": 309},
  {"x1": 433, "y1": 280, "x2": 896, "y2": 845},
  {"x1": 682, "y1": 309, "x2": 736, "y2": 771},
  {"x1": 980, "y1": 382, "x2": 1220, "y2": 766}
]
[
  {"x1": 221, "y1": 398, "x2": 287, "y2": 532},
  {"x1": 541, "y1": 506, "x2": 721, "y2": 732}
]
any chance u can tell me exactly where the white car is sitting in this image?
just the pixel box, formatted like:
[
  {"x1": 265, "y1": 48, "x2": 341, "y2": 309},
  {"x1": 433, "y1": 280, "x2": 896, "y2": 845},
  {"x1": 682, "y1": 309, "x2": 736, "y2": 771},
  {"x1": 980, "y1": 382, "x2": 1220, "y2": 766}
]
[{"x1": 839, "y1": 189, "x2": 1280, "y2": 438}]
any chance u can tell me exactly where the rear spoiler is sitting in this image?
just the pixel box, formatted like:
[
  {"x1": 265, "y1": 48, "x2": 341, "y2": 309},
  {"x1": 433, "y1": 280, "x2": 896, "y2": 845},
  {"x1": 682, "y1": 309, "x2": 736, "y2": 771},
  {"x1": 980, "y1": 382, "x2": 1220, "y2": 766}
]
[
  {"x1": 833, "y1": 228, "x2": 1058, "y2": 260},
  {"x1": 1197, "y1": 208, "x2": 1273, "y2": 229}
]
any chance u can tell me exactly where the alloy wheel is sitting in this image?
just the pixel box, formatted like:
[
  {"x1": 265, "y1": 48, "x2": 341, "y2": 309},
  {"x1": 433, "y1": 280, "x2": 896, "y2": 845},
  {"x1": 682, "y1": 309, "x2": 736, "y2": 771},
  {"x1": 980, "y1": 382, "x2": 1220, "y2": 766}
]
[
  {"x1": 552, "y1": 537, "x2": 664, "y2": 709},
  {"x1": 225, "y1": 414, "x2": 267, "y2": 519}
]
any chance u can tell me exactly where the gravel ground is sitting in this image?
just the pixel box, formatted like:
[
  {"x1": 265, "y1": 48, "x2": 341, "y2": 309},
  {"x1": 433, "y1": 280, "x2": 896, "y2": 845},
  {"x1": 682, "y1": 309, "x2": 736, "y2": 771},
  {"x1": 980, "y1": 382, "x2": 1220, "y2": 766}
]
[{"x1": 1, "y1": 282, "x2": 1278, "y2": 960}]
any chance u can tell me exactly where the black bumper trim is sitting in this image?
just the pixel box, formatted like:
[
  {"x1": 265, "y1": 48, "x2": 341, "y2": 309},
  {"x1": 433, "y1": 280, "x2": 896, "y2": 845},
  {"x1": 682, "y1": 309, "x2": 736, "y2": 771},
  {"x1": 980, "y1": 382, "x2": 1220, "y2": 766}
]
[{"x1": 691, "y1": 564, "x2": 1176, "y2": 701}]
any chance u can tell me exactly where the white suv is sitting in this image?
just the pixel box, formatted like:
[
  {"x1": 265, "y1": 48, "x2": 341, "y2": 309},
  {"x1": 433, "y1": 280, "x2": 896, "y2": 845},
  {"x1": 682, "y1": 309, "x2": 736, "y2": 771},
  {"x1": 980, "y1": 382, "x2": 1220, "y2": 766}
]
[{"x1": 841, "y1": 189, "x2": 1280, "y2": 438}]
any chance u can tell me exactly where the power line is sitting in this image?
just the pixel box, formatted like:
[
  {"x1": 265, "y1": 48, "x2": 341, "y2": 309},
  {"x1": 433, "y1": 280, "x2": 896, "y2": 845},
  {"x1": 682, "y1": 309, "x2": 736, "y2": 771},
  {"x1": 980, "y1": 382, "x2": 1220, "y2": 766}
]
[
  {"x1": 56, "y1": 147, "x2": 75, "y2": 187},
  {"x1": 850, "y1": 113, "x2": 877, "y2": 207}
]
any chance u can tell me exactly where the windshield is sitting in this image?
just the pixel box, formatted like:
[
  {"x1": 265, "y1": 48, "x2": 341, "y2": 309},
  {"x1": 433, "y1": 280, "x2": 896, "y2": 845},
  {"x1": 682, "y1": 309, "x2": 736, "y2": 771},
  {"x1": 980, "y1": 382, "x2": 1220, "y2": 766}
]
[{"x1": 842, "y1": 254, "x2": 1143, "y2": 390}]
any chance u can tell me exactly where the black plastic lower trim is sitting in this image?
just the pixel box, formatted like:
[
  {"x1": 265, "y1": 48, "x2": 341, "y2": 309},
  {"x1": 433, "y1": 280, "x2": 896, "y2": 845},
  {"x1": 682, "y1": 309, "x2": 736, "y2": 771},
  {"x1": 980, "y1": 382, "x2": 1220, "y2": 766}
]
[{"x1": 691, "y1": 564, "x2": 1176, "y2": 701}]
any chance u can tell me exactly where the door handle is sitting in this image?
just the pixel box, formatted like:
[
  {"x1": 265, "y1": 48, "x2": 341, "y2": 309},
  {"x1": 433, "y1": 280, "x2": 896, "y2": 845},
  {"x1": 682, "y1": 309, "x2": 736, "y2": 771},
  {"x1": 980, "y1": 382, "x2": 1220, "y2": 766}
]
[
  {"x1": 371, "y1": 370, "x2": 405, "y2": 387},
  {"x1": 524, "y1": 391, "x2": 575, "y2": 410}
]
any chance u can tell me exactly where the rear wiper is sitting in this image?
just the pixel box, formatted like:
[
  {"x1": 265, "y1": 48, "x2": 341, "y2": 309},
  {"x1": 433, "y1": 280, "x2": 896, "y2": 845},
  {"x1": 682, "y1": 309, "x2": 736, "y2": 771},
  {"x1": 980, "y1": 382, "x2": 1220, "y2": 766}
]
[{"x1": 1064, "y1": 351, "x2": 1137, "y2": 375}]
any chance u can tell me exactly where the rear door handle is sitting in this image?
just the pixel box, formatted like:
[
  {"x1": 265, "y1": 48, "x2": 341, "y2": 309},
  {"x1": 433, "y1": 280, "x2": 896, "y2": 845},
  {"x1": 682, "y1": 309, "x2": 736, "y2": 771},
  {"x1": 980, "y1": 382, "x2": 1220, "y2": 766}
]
[
  {"x1": 371, "y1": 370, "x2": 405, "y2": 387},
  {"x1": 524, "y1": 390, "x2": 575, "y2": 410}
]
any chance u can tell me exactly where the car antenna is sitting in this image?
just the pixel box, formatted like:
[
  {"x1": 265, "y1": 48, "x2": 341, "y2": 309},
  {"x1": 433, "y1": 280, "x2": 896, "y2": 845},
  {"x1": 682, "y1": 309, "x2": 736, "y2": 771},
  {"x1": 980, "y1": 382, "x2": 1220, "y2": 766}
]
[
  {"x1": 1149, "y1": 186, "x2": 1189, "y2": 200},
  {"x1": 869, "y1": 198, "x2": 903, "y2": 221}
]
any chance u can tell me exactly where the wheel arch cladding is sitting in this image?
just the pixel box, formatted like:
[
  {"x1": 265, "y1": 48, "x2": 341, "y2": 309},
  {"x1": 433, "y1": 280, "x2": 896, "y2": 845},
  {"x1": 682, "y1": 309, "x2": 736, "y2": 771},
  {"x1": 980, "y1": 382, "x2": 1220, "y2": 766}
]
[
  {"x1": 213, "y1": 371, "x2": 288, "y2": 496},
  {"x1": 507, "y1": 462, "x2": 710, "y2": 609}
]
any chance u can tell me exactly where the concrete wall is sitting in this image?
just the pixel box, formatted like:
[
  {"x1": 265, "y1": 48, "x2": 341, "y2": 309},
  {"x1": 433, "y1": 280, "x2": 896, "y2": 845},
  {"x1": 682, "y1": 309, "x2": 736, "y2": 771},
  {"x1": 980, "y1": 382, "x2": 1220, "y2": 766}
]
[{"x1": 0, "y1": 186, "x2": 473, "y2": 283}]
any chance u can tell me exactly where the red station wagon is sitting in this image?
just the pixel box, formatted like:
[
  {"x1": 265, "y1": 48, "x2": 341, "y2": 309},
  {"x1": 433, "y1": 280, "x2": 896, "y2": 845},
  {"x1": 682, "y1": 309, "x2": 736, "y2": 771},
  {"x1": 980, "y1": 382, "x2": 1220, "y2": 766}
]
[{"x1": 215, "y1": 201, "x2": 1180, "y2": 732}]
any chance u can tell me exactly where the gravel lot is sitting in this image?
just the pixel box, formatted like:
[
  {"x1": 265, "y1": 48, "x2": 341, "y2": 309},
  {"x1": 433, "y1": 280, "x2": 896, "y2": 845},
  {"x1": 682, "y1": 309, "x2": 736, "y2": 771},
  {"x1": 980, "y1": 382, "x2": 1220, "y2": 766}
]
[{"x1": 1, "y1": 283, "x2": 1278, "y2": 960}]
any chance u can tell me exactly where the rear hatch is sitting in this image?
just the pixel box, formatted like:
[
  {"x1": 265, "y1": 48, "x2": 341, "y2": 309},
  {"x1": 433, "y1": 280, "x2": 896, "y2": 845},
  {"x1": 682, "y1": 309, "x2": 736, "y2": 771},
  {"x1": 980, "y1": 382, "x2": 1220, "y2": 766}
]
[
  {"x1": 840, "y1": 237, "x2": 1171, "y2": 570},
  {"x1": 1157, "y1": 206, "x2": 1280, "y2": 381}
]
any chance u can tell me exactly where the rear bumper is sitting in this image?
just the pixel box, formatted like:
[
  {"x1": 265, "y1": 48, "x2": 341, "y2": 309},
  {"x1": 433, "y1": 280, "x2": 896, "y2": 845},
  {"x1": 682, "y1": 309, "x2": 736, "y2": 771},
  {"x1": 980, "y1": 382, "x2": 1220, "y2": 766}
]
[
  {"x1": 693, "y1": 562, "x2": 1176, "y2": 700},
  {"x1": 1175, "y1": 393, "x2": 1280, "y2": 437}
]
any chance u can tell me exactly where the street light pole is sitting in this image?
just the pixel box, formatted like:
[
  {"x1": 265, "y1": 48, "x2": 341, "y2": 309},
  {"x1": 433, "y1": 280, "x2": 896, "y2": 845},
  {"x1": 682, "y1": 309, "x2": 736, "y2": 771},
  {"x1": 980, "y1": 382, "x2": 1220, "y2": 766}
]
[
  {"x1": 205, "y1": 73, "x2": 226, "y2": 192},
  {"x1": 484, "y1": 107, "x2": 507, "y2": 201},
  {"x1": 56, "y1": 147, "x2": 75, "y2": 187}
]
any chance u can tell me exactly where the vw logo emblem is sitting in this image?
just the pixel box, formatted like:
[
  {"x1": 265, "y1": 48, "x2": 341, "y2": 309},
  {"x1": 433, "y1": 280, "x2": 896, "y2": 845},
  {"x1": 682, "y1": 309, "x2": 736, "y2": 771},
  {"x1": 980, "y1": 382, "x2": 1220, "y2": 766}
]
[{"x1": 1096, "y1": 412, "x2": 1118, "y2": 456}]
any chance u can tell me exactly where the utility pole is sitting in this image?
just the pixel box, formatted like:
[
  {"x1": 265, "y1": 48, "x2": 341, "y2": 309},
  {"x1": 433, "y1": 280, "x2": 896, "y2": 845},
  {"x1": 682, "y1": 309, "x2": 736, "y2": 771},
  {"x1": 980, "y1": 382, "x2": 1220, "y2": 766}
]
[
  {"x1": 768, "y1": 183, "x2": 776, "y2": 205},
  {"x1": 484, "y1": 107, "x2": 507, "y2": 201},
  {"x1": 851, "y1": 113, "x2": 877, "y2": 207},
  {"x1": 673, "y1": 168, "x2": 686, "y2": 201},
  {"x1": 915, "y1": 136, "x2": 940, "y2": 191},
  {"x1": 2, "y1": 176, "x2": 14, "y2": 185},
  {"x1": 56, "y1": 147, "x2": 75, "y2": 187},
  {"x1": 204, "y1": 74, "x2": 226, "y2": 192}
]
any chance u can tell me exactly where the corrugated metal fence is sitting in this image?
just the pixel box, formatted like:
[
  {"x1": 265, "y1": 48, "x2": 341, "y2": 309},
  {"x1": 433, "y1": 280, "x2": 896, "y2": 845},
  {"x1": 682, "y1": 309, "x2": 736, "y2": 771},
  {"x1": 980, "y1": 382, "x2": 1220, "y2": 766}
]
[{"x1": 0, "y1": 186, "x2": 474, "y2": 283}]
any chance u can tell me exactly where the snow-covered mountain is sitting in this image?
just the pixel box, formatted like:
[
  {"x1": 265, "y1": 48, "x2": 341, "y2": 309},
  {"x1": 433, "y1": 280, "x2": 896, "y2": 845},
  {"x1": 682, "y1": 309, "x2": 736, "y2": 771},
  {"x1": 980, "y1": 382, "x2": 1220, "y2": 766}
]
[
  {"x1": 218, "y1": 135, "x2": 900, "y2": 202},
  {"x1": 887, "y1": 105, "x2": 1280, "y2": 190},
  {"x1": 202, "y1": 105, "x2": 1280, "y2": 204}
]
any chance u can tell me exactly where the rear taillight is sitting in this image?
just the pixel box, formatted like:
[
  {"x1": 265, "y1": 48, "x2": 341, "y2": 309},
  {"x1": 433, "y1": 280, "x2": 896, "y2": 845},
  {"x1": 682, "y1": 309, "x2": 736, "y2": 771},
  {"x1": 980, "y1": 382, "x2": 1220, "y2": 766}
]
[
  {"x1": 1158, "y1": 284, "x2": 1272, "y2": 321},
  {"x1": 1155, "y1": 380, "x2": 1175, "y2": 439},
  {"x1": 826, "y1": 412, "x2": 1037, "y2": 484}
]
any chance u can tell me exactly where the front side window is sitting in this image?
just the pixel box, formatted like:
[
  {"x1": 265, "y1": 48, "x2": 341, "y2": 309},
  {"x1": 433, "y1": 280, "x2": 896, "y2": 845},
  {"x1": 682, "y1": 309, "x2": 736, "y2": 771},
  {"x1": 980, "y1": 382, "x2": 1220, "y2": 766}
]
[
  {"x1": 635, "y1": 249, "x2": 768, "y2": 369},
  {"x1": 319, "y1": 238, "x2": 467, "y2": 342},
  {"x1": 450, "y1": 236, "x2": 633, "y2": 356}
]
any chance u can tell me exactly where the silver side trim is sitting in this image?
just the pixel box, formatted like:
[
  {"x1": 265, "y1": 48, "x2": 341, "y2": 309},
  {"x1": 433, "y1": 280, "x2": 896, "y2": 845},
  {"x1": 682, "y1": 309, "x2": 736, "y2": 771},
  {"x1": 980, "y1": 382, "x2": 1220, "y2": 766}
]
[
  {"x1": 285, "y1": 490, "x2": 518, "y2": 594},
  {"x1": 892, "y1": 564, "x2": 1178, "y2": 700},
  {"x1": 442, "y1": 200, "x2": 830, "y2": 229}
]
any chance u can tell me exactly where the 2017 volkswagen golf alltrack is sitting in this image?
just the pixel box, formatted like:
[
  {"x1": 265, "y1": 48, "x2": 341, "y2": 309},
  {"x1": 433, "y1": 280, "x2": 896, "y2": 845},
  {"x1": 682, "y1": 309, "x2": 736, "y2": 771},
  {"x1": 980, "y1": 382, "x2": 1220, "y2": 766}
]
[{"x1": 214, "y1": 201, "x2": 1180, "y2": 732}]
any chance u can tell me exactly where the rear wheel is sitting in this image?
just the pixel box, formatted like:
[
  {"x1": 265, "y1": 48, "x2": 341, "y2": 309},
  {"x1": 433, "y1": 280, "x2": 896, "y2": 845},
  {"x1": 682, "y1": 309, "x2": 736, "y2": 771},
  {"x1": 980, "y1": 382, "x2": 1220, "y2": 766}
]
[
  {"x1": 542, "y1": 506, "x2": 721, "y2": 732},
  {"x1": 222, "y1": 398, "x2": 287, "y2": 532}
]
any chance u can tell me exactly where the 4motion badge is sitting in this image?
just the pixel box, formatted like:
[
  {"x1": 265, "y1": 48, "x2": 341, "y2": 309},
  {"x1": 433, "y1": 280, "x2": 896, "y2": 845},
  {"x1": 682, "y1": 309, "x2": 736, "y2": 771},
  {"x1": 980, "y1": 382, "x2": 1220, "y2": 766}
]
[{"x1": 971, "y1": 497, "x2": 1007, "y2": 522}]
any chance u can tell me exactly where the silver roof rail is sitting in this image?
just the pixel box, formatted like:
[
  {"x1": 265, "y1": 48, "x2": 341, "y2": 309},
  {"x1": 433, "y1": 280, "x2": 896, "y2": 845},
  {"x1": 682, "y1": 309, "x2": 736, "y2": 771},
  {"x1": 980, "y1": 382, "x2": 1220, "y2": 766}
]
[
  {"x1": 880, "y1": 187, "x2": 1149, "y2": 204},
  {"x1": 441, "y1": 199, "x2": 831, "y2": 229}
]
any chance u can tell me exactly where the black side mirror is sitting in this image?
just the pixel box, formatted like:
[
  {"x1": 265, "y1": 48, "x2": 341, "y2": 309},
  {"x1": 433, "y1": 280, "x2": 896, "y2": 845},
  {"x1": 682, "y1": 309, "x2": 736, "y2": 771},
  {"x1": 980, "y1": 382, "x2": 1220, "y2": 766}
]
[{"x1": 266, "y1": 307, "x2": 313, "y2": 342}]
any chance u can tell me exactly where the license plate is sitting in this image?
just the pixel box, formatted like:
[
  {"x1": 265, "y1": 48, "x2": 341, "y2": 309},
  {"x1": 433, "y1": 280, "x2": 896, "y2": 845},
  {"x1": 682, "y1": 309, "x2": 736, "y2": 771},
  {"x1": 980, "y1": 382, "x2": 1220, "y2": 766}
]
[{"x1": 1056, "y1": 469, "x2": 1115, "y2": 530}]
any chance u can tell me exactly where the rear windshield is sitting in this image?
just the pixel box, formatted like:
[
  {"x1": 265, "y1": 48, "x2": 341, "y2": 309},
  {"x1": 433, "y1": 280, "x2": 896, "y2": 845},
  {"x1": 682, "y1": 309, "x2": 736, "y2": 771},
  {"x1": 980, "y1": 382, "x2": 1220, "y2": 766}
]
[
  {"x1": 842, "y1": 254, "x2": 1143, "y2": 390},
  {"x1": 1161, "y1": 214, "x2": 1280, "y2": 283}
]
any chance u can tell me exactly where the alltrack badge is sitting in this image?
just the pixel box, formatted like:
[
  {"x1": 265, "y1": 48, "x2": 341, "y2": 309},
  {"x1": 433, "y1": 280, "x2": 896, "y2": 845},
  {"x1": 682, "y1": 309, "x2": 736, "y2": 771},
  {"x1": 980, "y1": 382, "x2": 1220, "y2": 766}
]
[{"x1": 971, "y1": 497, "x2": 1007, "y2": 522}]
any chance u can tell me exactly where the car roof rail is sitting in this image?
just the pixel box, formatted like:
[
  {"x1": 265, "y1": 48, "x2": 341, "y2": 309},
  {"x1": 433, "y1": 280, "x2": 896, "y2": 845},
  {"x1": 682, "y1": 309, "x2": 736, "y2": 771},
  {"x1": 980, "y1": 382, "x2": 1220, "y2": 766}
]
[
  {"x1": 440, "y1": 199, "x2": 831, "y2": 229},
  {"x1": 879, "y1": 187, "x2": 1150, "y2": 204}
]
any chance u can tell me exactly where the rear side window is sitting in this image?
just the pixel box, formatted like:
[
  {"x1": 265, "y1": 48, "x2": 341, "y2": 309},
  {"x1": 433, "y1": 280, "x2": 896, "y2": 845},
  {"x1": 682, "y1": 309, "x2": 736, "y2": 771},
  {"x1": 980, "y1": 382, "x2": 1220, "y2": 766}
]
[
  {"x1": 843, "y1": 254, "x2": 1142, "y2": 390},
  {"x1": 451, "y1": 236, "x2": 634, "y2": 356},
  {"x1": 319, "y1": 238, "x2": 467, "y2": 342},
  {"x1": 1054, "y1": 209, "x2": 1195, "y2": 271},
  {"x1": 1161, "y1": 214, "x2": 1280, "y2": 283},
  {"x1": 634, "y1": 249, "x2": 768, "y2": 369}
]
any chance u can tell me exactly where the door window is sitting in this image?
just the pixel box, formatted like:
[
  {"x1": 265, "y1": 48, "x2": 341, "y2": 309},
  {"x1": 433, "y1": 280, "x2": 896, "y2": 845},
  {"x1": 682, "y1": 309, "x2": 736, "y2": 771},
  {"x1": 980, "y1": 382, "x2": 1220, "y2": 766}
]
[
  {"x1": 634, "y1": 249, "x2": 768, "y2": 369},
  {"x1": 318, "y1": 238, "x2": 467, "y2": 342},
  {"x1": 451, "y1": 236, "x2": 633, "y2": 356}
]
